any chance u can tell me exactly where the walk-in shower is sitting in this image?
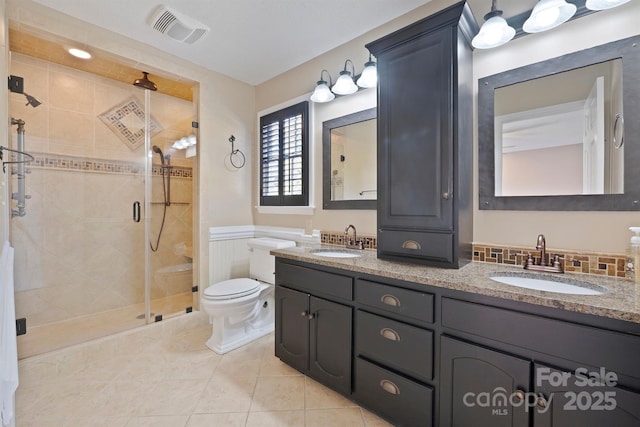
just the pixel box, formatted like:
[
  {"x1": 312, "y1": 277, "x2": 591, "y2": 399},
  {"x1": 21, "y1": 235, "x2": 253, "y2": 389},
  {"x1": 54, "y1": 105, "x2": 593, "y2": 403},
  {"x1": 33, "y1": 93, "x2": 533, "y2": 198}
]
[{"x1": 9, "y1": 39, "x2": 197, "y2": 359}]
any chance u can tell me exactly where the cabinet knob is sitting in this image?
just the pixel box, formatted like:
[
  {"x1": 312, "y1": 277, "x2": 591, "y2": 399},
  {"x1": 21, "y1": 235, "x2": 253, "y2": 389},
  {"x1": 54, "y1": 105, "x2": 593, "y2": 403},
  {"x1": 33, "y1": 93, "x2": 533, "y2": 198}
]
[
  {"x1": 441, "y1": 192, "x2": 450, "y2": 200},
  {"x1": 300, "y1": 311, "x2": 308, "y2": 317},
  {"x1": 301, "y1": 310, "x2": 315, "y2": 320},
  {"x1": 514, "y1": 389, "x2": 526, "y2": 403},
  {"x1": 380, "y1": 294, "x2": 401, "y2": 307},
  {"x1": 380, "y1": 328, "x2": 401, "y2": 341},
  {"x1": 380, "y1": 379, "x2": 400, "y2": 395}
]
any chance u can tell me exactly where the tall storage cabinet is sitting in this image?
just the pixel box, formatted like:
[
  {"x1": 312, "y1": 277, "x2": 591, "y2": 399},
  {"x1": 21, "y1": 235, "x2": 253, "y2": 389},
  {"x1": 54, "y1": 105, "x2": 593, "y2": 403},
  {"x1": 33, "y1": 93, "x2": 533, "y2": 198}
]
[{"x1": 367, "y1": 1, "x2": 476, "y2": 268}]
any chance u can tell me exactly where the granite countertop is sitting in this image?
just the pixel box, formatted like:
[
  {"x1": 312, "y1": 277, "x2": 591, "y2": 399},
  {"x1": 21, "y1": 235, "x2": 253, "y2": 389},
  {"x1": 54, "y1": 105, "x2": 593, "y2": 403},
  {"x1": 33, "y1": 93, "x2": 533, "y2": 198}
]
[{"x1": 272, "y1": 245, "x2": 640, "y2": 325}]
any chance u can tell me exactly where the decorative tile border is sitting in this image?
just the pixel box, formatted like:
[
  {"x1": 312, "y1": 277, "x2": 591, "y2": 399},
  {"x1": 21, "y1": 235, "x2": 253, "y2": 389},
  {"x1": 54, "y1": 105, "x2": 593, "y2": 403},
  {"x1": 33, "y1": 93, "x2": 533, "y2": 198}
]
[
  {"x1": 473, "y1": 243, "x2": 626, "y2": 279},
  {"x1": 25, "y1": 151, "x2": 192, "y2": 178},
  {"x1": 319, "y1": 233, "x2": 624, "y2": 279},
  {"x1": 321, "y1": 231, "x2": 377, "y2": 250}
]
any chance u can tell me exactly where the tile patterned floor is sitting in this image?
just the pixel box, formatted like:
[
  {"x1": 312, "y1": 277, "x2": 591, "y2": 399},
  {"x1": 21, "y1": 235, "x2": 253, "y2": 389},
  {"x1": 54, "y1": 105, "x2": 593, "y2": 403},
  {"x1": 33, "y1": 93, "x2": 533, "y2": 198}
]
[
  {"x1": 16, "y1": 313, "x2": 393, "y2": 426},
  {"x1": 17, "y1": 292, "x2": 195, "y2": 359}
]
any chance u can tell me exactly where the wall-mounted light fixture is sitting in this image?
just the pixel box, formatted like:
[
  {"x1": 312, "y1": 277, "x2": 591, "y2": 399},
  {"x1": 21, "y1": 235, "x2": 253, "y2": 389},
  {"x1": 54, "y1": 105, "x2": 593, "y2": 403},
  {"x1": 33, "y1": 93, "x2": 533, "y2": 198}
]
[
  {"x1": 310, "y1": 55, "x2": 377, "y2": 103},
  {"x1": 332, "y1": 59, "x2": 358, "y2": 95},
  {"x1": 310, "y1": 69, "x2": 335, "y2": 103},
  {"x1": 356, "y1": 54, "x2": 378, "y2": 88},
  {"x1": 171, "y1": 134, "x2": 196, "y2": 150},
  {"x1": 474, "y1": 0, "x2": 631, "y2": 49},
  {"x1": 472, "y1": 0, "x2": 515, "y2": 49},
  {"x1": 585, "y1": 0, "x2": 630, "y2": 10},
  {"x1": 523, "y1": 0, "x2": 576, "y2": 33}
]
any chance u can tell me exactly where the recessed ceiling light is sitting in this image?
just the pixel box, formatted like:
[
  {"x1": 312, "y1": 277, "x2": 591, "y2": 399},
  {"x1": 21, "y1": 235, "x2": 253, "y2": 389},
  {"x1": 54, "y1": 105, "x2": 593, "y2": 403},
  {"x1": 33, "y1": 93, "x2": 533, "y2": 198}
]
[{"x1": 68, "y1": 48, "x2": 91, "y2": 59}]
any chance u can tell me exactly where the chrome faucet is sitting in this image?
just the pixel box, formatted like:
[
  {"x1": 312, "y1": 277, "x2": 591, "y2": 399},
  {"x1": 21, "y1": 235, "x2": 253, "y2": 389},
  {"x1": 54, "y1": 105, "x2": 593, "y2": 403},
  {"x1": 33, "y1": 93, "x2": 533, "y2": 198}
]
[
  {"x1": 524, "y1": 234, "x2": 563, "y2": 273},
  {"x1": 344, "y1": 224, "x2": 364, "y2": 250}
]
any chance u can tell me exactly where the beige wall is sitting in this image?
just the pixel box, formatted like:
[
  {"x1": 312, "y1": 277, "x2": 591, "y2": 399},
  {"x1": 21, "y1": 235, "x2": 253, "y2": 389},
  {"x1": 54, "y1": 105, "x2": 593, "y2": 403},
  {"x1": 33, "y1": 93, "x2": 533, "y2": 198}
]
[
  {"x1": 4, "y1": 0, "x2": 256, "y2": 292},
  {"x1": 255, "y1": 0, "x2": 640, "y2": 254}
]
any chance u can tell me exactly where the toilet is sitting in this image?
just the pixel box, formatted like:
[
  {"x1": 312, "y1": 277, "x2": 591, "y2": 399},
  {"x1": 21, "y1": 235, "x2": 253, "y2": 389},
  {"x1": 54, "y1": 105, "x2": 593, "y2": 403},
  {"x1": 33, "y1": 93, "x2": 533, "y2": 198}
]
[{"x1": 202, "y1": 237, "x2": 296, "y2": 354}]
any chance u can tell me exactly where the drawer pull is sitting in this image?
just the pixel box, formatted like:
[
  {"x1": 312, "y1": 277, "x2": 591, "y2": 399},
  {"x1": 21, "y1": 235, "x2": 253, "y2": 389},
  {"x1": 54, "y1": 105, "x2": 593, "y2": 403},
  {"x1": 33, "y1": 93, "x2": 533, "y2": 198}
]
[
  {"x1": 402, "y1": 240, "x2": 421, "y2": 250},
  {"x1": 380, "y1": 328, "x2": 401, "y2": 341},
  {"x1": 380, "y1": 294, "x2": 401, "y2": 307},
  {"x1": 380, "y1": 379, "x2": 400, "y2": 395}
]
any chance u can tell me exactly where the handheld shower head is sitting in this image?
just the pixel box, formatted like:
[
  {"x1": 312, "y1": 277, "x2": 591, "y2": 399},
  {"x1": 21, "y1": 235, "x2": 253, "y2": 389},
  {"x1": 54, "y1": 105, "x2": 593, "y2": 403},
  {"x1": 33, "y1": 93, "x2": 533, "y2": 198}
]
[{"x1": 152, "y1": 145, "x2": 165, "y2": 166}]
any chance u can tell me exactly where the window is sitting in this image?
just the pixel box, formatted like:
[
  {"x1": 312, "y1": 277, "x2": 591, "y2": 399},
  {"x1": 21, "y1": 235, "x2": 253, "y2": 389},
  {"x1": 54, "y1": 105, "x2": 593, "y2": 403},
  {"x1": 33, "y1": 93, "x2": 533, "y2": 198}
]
[{"x1": 260, "y1": 101, "x2": 309, "y2": 206}]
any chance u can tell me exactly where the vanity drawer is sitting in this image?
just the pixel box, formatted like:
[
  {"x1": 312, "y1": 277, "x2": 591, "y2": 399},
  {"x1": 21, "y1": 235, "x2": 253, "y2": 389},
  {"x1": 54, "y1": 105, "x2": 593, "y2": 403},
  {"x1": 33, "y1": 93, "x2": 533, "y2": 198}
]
[
  {"x1": 356, "y1": 310, "x2": 433, "y2": 381},
  {"x1": 354, "y1": 357, "x2": 433, "y2": 427},
  {"x1": 276, "y1": 261, "x2": 353, "y2": 300},
  {"x1": 378, "y1": 228, "x2": 453, "y2": 264},
  {"x1": 356, "y1": 279, "x2": 434, "y2": 323}
]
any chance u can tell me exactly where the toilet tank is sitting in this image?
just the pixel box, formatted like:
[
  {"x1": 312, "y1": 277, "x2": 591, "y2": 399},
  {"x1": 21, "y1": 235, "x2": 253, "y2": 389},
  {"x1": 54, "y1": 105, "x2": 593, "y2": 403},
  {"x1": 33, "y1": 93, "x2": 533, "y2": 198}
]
[{"x1": 248, "y1": 237, "x2": 296, "y2": 284}]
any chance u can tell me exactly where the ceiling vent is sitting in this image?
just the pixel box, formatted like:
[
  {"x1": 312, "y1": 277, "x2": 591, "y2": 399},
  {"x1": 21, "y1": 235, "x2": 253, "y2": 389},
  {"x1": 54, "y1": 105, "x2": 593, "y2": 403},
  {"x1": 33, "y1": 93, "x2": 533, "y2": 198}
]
[{"x1": 149, "y1": 6, "x2": 209, "y2": 44}]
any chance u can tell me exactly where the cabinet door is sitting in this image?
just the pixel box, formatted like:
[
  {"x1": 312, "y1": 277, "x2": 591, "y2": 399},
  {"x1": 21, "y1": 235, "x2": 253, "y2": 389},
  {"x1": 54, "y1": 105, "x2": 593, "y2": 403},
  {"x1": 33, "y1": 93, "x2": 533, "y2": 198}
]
[
  {"x1": 534, "y1": 364, "x2": 640, "y2": 426},
  {"x1": 275, "y1": 286, "x2": 309, "y2": 373},
  {"x1": 440, "y1": 336, "x2": 529, "y2": 427},
  {"x1": 309, "y1": 296, "x2": 352, "y2": 395},
  {"x1": 377, "y1": 28, "x2": 453, "y2": 231}
]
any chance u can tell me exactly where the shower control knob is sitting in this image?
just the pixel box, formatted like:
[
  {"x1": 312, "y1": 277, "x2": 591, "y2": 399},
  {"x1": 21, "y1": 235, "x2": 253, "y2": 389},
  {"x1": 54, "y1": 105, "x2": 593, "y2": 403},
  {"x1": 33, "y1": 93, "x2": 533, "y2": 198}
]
[{"x1": 25, "y1": 195, "x2": 31, "y2": 199}]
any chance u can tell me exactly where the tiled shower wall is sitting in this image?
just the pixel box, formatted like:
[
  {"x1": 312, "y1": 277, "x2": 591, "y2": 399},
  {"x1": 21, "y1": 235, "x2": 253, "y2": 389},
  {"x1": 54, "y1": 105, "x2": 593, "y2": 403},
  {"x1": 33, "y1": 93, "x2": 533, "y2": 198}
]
[{"x1": 9, "y1": 52, "x2": 195, "y2": 327}]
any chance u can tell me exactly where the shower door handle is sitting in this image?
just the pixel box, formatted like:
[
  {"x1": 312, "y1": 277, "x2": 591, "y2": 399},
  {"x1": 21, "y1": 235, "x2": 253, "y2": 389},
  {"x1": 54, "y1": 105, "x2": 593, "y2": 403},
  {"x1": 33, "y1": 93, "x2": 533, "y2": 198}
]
[{"x1": 133, "y1": 201, "x2": 141, "y2": 223}]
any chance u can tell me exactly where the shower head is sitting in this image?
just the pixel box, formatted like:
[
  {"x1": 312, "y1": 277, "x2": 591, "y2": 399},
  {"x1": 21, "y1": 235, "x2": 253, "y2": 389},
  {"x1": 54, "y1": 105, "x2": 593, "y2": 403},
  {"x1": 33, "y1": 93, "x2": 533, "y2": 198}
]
[
  {"x1": 133, "y1": 71, "x2": 157, "y2": 91},
  {"x1": 24, "y1": 92, "x2": 41, "y2": 108},
  {"x1": 152, "y1": 145, "x2": 165, "y2": 166}
]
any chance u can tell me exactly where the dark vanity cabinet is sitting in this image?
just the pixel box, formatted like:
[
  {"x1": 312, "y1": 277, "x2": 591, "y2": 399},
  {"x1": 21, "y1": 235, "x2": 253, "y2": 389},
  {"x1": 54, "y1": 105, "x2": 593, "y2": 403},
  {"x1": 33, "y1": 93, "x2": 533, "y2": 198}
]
[
  {"x1": 440, "y1": 336, "x2": 530, "y2": 427},
  {"x1": 274, "y1": 257, "x2": 640, "y2": 427},
  {"x1": 366, "y1": 1, "x2": 475, "y2": 268},
  {"x1": 274, "y1": 262, "x2": 352, "y2": 395},
  {"x1": 440, "y1": 298, "x2": 640, "y2": 427}
]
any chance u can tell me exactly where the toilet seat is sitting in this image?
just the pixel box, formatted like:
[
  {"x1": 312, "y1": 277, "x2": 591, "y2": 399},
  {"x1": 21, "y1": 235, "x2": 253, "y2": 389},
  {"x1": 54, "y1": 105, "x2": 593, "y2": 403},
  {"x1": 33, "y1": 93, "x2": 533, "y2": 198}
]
[{"x1": 204, "y1": 278, "x2": 261, "y2": 301}]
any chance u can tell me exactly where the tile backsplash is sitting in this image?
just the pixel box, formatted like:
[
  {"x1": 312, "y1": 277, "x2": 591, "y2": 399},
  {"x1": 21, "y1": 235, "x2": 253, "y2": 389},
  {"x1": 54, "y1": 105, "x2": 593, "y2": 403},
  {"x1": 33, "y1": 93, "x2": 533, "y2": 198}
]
[
  {"x1": 320, "y1": 231, "x2": 625, "y2": 279},
  {"x1": 321, "y1": 231, "x2": 377, "y2": 250},
  {"x1": 473, "y1": 243, "x2": 626, "y2": 279}
]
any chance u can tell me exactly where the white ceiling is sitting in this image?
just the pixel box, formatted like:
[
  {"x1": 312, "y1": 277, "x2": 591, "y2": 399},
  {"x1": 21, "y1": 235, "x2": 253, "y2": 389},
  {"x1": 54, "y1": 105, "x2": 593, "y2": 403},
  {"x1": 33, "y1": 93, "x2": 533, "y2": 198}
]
[{"x1": 30, "y1": 0, "x2": 442, "y2": 85}]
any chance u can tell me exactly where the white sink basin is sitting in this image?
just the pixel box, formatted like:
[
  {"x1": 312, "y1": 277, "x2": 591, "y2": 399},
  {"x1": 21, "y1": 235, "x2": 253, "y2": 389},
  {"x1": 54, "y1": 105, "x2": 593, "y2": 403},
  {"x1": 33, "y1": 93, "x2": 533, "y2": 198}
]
[
  {"x1": 311, "y1": 249, "x2": 362, "y2": 258},
  {"x1": 489, "y1": 274, "x2": 607, "y2": 295}
]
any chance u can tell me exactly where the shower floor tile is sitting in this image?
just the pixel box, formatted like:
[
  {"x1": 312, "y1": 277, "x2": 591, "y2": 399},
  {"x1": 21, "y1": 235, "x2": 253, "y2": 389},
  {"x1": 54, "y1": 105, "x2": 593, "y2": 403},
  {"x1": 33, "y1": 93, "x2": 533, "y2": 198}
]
[
  {"x1": 17, "y1": 317, "x2": 393, "y2": 427},
  {"x1": 17, "y1": 292, "x2": 194, "y2": 359}
]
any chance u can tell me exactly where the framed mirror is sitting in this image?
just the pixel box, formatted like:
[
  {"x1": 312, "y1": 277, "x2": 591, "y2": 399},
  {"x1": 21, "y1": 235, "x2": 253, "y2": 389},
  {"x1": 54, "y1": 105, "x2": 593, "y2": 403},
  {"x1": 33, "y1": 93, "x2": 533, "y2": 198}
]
[
  {"x1": 323, "y1": 107, "x2": 377, "y2": 210},
  {"x1": 478, "y1": 34, "x2": 640, "y2": 211}
]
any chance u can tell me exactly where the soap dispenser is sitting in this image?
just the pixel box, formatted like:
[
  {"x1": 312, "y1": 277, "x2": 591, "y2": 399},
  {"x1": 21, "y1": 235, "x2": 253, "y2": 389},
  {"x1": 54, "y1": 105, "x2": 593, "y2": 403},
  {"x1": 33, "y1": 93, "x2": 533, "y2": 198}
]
[{"x1": 626, "y1": 227, "x2": 640, "y2": 284}]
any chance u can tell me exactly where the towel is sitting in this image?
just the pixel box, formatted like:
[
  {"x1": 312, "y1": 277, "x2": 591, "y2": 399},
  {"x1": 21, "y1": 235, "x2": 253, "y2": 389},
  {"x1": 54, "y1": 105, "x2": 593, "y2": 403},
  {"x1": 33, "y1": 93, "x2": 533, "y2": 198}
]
[{"x1": 0, "y1": 240, "x2": 18, "y2": 426}]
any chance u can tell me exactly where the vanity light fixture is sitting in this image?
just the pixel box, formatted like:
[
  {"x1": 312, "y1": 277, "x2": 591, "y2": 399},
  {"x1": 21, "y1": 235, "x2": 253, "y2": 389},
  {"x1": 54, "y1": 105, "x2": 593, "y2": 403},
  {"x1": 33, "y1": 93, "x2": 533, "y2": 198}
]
[
  {"x1": 332, "y1": 59, "x2": 358, "y2": 96},
  {"x1": 585, "y1": 0, "x2": 630, "y2": 10},
  {"x1": 68, "y1": 47, "x2": 91, "y2": 59},
  {"x1": 356, "y1": 55, "x2": 377, "y2": 88},
  {"x1": 471, "y1": 0, "x2": 515, "y2": 49},
  {"x1": 171, "y1": 134, "x2": 196, "y2": 150},
  {"x1": 523, "y1": 0, "x2": 577, "y2": 33},
  {"x1": 310, "y1": 69, "x2": 335, "y2": 103}
]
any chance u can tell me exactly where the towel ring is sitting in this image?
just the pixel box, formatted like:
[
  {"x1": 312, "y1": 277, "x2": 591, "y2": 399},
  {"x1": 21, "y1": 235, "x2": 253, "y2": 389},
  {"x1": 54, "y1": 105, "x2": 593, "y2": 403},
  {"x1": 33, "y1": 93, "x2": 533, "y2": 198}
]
[{"x1": 228, "y1": 135, "x2": 245, "y2": 169}]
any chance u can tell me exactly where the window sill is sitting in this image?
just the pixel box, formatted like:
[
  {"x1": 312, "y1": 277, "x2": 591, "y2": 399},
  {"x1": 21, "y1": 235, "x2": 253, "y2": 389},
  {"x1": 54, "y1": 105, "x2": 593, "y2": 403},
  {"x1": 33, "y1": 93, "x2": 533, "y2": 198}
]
[{"x1": 256, "y1": 205, "x2": 316, "y2": 215}]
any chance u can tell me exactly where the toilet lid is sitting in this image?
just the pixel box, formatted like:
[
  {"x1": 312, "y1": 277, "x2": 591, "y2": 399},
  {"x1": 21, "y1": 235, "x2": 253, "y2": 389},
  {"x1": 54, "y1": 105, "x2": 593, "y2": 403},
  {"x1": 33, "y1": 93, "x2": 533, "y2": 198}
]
[{"x1": 204, "y1": 278, "x2": 261, "y2": 300}]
